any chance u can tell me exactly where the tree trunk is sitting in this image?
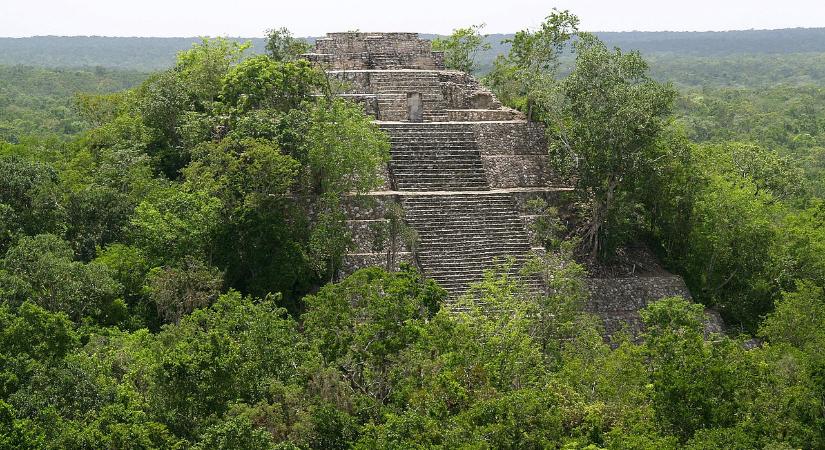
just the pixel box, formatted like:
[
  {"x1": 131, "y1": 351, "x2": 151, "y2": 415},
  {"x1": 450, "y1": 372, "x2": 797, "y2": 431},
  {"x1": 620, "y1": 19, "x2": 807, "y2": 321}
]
[{"x1": 583, "y1": 176, "x2": 618, "y2": 262}]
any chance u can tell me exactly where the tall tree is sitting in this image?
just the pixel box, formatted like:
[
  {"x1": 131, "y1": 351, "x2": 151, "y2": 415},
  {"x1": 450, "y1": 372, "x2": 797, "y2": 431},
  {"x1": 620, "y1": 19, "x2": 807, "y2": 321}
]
[
  {"x1": 548, "y1": 33, "x2": 676, "y2": 260},
  {"x1": 485, "y1": 9, "x2": 579, "y2": 120},
  {"x1": 264, "y1": 27, "x2": 311, "y2": 62},
  {"x1": 431, "y1": 24, "x2": 491, "y2": 74}
]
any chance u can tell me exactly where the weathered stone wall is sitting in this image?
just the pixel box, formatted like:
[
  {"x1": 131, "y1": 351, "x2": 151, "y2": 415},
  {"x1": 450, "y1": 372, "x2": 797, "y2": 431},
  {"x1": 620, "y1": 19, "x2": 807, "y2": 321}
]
[
  {"x1": 588, "y1": 276, "x2": 692, "y2": 336},
  {"x1": 343, "y1": 194, "x2": 409, "y2": 252},
  {"x1": 347, "y1": 218, "x2": 411, "y2": 254},
  {"x1": 587, "y1": 276, "x2": 725, "y2": 337},
  {"x1": 588, "y1": 276, "x2": 692, "y2": 313},
  {"x1": 310, "y1": 33, "x2": 444, "y2": 70},
  {"x1": 328, "y1": 70, "x2": 448, "y2": 121},
  {"x1": 341, "y1": 251, "x2": 414, "y2": 275},
  {"x1": 438, "y1": 71, "x2": 502, "y2": 109},
  {"x1": 467, "y1": 122, "x2": 556, "y2": 189},
  {"x1": 341, "y1": 193, "x2": 414, "y2": 276},
  {"x1": 471, "y1": 121, "x2": 547, "y2": 154},
  {"x1": 317, "y1": 32, "x2": 432, "y2": 55},
  {"x1": 446, "y1": 109, "x2": 522, "y2": 122},
  {"x1": 330, "y1": 71, "x2": 373, "y2": 92},
  {"x1": 480, "y1": 155, "x2": 554, "y2": 188},
  {"x1": 336, "y1": 93, "x2": 379, "y2": 117},
  {"x1": 508, "y1": 189, "x2": 576, "y2": 245},
  {"x1": 343, "y1": 194, "x2": 401, "y2": 220}
]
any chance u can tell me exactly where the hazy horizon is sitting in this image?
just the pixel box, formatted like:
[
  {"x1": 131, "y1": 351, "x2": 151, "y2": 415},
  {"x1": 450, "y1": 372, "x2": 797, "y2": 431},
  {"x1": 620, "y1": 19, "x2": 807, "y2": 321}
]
[
  {"x1": 2, "y1": 0, "x2": 824, "y2": 38},
  {"x1": 3, "y1": 26, "x2": 825, "y2": 40}
]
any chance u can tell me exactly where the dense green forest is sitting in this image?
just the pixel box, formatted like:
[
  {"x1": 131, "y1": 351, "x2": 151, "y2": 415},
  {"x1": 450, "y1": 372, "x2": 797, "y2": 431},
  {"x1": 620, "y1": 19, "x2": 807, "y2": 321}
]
[
  {"x1": 1, "y1": 15, "x2": 824, "y2": 449},
  {"x1": 6, "y1": 28, "x2": 825, "y2": 69},
  {"x1": 5, "y1": 29, "x2": 825, "y2": 87},
  {"x1": 0, "y1": 37, "x2": 270, "y2": 71},
  {"x1": 0, "y1": 66, "x2": 148, "y2": 142}
]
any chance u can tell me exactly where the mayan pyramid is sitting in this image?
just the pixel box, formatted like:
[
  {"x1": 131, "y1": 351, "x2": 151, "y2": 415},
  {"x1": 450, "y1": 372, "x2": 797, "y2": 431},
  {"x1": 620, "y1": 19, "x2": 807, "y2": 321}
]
[{"x1": 305, "y1": 32, "x2": 722, "y2": 334}]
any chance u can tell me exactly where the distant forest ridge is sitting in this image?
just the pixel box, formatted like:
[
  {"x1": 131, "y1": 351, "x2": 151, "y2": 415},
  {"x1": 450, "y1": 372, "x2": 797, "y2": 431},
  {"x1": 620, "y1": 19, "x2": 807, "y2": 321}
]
[{"x1": 2, "y1": 28, "x2": 825, "y2": 71}]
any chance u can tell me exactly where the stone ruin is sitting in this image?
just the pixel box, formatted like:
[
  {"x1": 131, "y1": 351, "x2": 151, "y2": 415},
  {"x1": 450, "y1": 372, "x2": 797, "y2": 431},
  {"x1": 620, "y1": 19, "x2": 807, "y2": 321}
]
[{"x1": 305, "y1": 32, "x2": 723, "y2": 336}]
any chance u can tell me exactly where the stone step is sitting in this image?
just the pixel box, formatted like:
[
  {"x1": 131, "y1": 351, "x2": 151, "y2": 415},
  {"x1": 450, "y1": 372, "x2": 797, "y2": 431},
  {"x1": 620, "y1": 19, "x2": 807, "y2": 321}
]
[
  {"x1": 391, "y1": 138, "x2": 474, "y2": 141},
  {"x1": 388, "y1": 130, "x2": 473, "y2": 134},
  {"x1": 390, "y1": 154, "x2": 481, "y2": 160},
  {"x1": 415, "y1": 236, "x2": 529, "y2": 244},
  {"x1": 398, "y1": 190, "x2": 537, "y2": 296},
  {"x1": 395, "y1": 184, "x2": 489, "y2": 190},
  {"x1": 391, "y1": 172, "x2": 487, "y2": 178},
  {"x1": 390, "y1": 142, "x2": 477, "y2": 147},
  {"x1": 406, "y1": 214, "x2": 528, "y2": 221},
  {"x1": 415, "y1": 230, "x2": 530, "y2": 237},
  {"x1": 380, "y1": 124, "x2": 476, "y2": 130},
  {"x1": 412, "y1": 227, "x2": 528, "y2": 235},
  {"x1": 389, "y1": 135, "x2": 475, "y2": 140},
  {"x1": 391, "y1": 154, "x2": 478, "y2": 159},
  {"x1": 390, "y1": 157, "x2": 483, "y2": 164},
  {"x1": 386, "y1": 129, "x2": 473, "y2": 134},
  {"x1": 418, "y1": 251, "x2": 531, "y2": 260},
  {"x1": 390, "y1": 161, "x2": 482, "y2": 167},
  {"x1": 403, "y1": 202, "x2": 520, "y2": 209},
  {"x1": 390, "y1": 161, "x2": 483, "y2": 167},
  {"x1": 402, "y1": 199, "x2": 516, "y2": 207},
  {"x1": 392, "y1": 181, "x2": 489, "y2": 188},
  {"x1": 390, "y1": 143, "x2": 476, "y2": 148},
  {"x1": 392, "y1": 170, "x2": 485, "y2": 176},
  {"x1": 412, "y1": 227, "x2": 526, "y2": 233}
]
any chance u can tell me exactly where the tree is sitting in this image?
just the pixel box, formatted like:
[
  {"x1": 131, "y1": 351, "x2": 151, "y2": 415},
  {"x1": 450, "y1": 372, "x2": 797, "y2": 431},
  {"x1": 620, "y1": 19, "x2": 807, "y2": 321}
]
[
  {"x1": 175, "y1": 37, "x2": 249, "y2": 108},
  {"x1": 264, "y1": 28, "x2": 310, "y2": 62},
  {"x1": 0, "y1": 234, "x2": 122, "y2": 323},
  {"x1": 304, "y1": 98, "x2": 390, "y2": 195},
  {"x1": 182, "y1": 137, "x2": 309, "y2": 299},
  {"x1": 548, "y1": 33, "x2": 676, "y2": 260},
  {"x1": 774, "y1": 200, "x2": 825, "y2": 289},
  {"x1": 220, "y1": 56, "x2": 325, "y2": 114},
  {"x1": 641, "y1": 297, "x2": 743, "y2": 441},
  {"x1": 301, "y1": 266, "x2": 445, "y2": 405},
  {"x1": 0, "y1": 155, "x2": 64, "y2": 253},
  {"x1": 0, "y1": 400, "x2": 45, "y2": 449},
  {"x1": 432, "y1": 24, "x2": 491, "y2": 74},
  {"x1": 146, "y1": 257, "x2": 223, "y2": 324},
  {"x1": 64, "y1": 183, "x2": 133, "y2": 261},
  {"x1": 0, "y1": 301, "x2": 78, "y2": 366},
  {"x1": 129, "y1": 186, "x2": 222, "y2": 265},
  {"x1": 679, "y1": 172, "x2": 780, "y2": 328},
  {"x1": 148, "y1": 291, "x2": 305, "y2": 440},
  {"x1": 760, "y1": 281, "x2": 825, "y2": 351},
  {"x1": 193, "y1": 415, "x2": 277, "y2": 450},
  {"x1": 134, "y1": 38, "x2": 249, "y2": 177},
  {"x1": 485, "y1": 10, "x2": 579, "y2": 120}
]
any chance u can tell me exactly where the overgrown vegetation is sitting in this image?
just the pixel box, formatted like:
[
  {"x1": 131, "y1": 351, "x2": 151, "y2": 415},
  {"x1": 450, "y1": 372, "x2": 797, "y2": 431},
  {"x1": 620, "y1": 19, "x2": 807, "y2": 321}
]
[
  {"x1": 1, "y1": 13, "x2": 824, "y2": 449},
  {"x1": 431, "y1": 24, "x2": 491, "y2": 73},
  {"x1": 485, "y1": 10, "x2": 825, "y2": 334}
]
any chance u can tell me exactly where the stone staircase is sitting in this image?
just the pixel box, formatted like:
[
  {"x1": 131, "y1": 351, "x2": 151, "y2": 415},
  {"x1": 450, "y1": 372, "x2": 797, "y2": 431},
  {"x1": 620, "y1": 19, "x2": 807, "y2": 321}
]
[
  {"x1": 309, "y1": 32, "x2": 549, "y2": 298},
  {"x1": 381, "y1": 123, "x2": 488, "y2": 191},
  {"x1": 401, "y1": 193, "x2": 535, "y2": 294}
]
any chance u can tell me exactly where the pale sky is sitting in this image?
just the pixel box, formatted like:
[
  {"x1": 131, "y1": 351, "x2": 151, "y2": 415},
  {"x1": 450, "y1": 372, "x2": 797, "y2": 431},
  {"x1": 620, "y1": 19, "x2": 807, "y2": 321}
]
[{"x1": 1, "y1": 0, "x2": 824, "y2": 38}]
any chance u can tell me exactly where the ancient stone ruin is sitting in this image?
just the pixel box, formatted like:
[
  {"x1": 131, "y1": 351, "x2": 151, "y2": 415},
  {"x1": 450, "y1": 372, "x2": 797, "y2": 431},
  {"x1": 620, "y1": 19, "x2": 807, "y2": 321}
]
[{"x1": 305, "y1": 32, "x2": 722, "y2": 335}]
